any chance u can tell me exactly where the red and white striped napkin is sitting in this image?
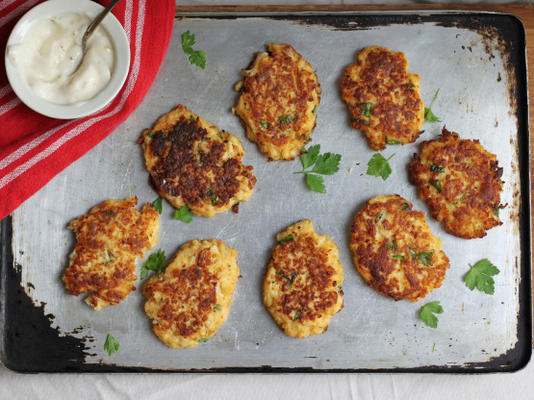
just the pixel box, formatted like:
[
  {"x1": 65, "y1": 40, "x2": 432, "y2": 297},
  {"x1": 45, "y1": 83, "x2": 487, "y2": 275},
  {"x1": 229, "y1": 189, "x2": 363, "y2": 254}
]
[{"x1": 0, "y1": 0, "x2": 175, "y2": 220}]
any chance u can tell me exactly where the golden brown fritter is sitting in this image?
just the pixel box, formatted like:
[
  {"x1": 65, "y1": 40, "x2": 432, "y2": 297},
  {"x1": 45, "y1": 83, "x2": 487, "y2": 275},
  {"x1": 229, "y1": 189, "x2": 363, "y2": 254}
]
[
  {"x1": 263, "y1": 220, "x2": 344, "y2": 338},
  {"x1": 409, "y1": 127, "x2": 504, "y2": 239},
  {"x1": 143, "y1": 239, "x2": 239, "y2": 348},
  {"x1": 63, "y1": 197, "x2": 159, "y2": 310},
  {"x1": 340, "y1": 46, "x2": 425, "y2": 150},
  {"x1": 139, "y1": 104, "x2": 256, "y2": 217},
  {"x1": 350, "y1": 195, "x2": 449, "y2": 302},
  {"x1": 234, "y1": 43, "x2": 321, "y2": 161}
]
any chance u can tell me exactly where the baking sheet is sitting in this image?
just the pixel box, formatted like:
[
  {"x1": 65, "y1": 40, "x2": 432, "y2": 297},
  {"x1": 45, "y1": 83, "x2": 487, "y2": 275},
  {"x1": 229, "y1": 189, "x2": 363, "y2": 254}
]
[{"x1": 1, "y1": 11, "x2": 530, "y2": 372}]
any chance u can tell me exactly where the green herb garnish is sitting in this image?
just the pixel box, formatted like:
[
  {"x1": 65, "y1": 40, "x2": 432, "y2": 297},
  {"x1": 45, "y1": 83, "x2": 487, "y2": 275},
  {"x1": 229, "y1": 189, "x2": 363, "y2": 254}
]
[
  {"x1": 420, "y1": 301, "x2": 443, "y2": 328},
  {"x1": 213, "y1": 304, "x2": 222, "y2": 311},
  {"x1": 464, "y1": 259, "x2": 500, "y2": 295},
  {"x1": 375, "y1": 212, "x2": 384, "y2": 222},
  {"x1": 386, "y1": 139, "x2": 402, "y2": 145},
  {"x1": 424, "y1": 89, "x2": 441, "y2": 122},
  {"x1": 140, "y1": 249, "x2": 167, "y2": 280},
  {"x1": 401, "y1": 203, "x2": 410, "y2": 211},
  {"x1": 152, "y1": 197, "x2": 163, "y2": 214},
  {"x1": 198, "y1": 338, "x2": 209, "y2": 343},
  {"x1": 392, "y1": 254, "x2": 406, "y2": 260},
  {"x1": 430, "y1": 180, "x2": 442, "y2": 193},
  {"x1": 278, "y1": 270, "x2": 297, "y2": 284},
  {"x1": 104, "y1": 333, "x2": 120, "y2": 356},
  {"x1": 279, "y1": 234, "x2": 295, "y2": 244},
  {"x1": 494, "y1": 206, "x2": 501, "y2": 217},
  {"x1": 181, "y1": 30, "x2": 206, "y2": 69},
  {"x1": 294, "y1": 145, "x2": 342, "y2": 193},
  {"x1": 174, "y1": 205, "x2": 193, "y2": 223},
  {"x1": 430, "y1": 164, "x2": 445, "y2": 173},
  {"x1": 411, "y1": 250, "x2": 434, "y2": 266},
  {"x1": 293, "y1": 311, "x2": 300, "y2": 321},
  {"x1": 366, "y1": 153, "x2": 395, "y2": 181},
  {"x1": 352, "y1": 118, "x2": 370, "y2": 126},
  {"x1": 260, "y1": 120, "x2": 270, "y2": 129},
  {"x1": 104, "y1": 249, "x2": 114, "y2": 265},
  {"x1": 278, "y1": 115, "x2": 294, "y2": 125},
  {"x1": 361, "y1": 102, "x2": 373, "y2": 118},
  {"x1": 207, "y1": 190, "x2": 219, "y2": 206}
]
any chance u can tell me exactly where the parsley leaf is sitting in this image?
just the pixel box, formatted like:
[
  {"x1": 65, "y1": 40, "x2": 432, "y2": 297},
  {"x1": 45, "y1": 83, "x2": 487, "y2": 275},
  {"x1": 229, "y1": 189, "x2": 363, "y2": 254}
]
[
  {"x1": 181, "y1": 30, "x2": 195, "y2": 48},
  {"x1": 152, "y1": 197, "x2": 162, "y2": 214},
  {"x1": 430, "y1": 180, "x2": 442, "y2": 193},
  {"x1": 174, "y1": 205, "x2": 193, "y2": 223},
  {"x1": 140, "y1": 249, "x2": 167, "y2": 280},
  {"x1": 494, "y1": 206, "x2": 501, "y2": 217},
  {"x1": 312, "y1": 153, "x2": 342, "y2": 175},
  {"x1": 300, "y1": 145, "x2": 320, "y2": 169},
  {"x1": 464, "y1": 259, "x2": 500, "y2": 295},
  {"x1": 198, "y1": 338, "x2": 209, "y2": 343},
  {"x1": 392, "y1": 254, "x2": 405, "y2": 260},
  {"x1": 430, "y1": 164, "x2": 445, "y2": 173},
  {"x1": 188, "y1": 50, "x2": 206, "y2": 69},
  {"x1": 366, "y1": 153, "x2": 395, "y2": 181},
  {"x1": 279, "y1": 234, "x2": 294, "y2": 244},
  {"x1": 419, "y1": 301, "x2": 443, "y2": 328},
  {"x1": 260, "y1": 120, "x2": 270, "y2": 129},
  {"x1": 181, "y1": 31, "x2": 206, "y2": 69},
  {"x1": 386, "y1": 139, "x2": 402, "y2": 145},
  {"x1": 361, "y1": 102, "x2": 373, "y2": 117},
  {"x1": 306, "y1": 174, "x2": 326, "y2": 193},
  {"x1": 424, "y1": 89, "x2": 441, "y2": 122},
  {"x1": 278, "y1": 115, "x2": 294, "y2": 125},
  {"x1": 411, "y1": 250, "x2": 434, "y2": 266},
  {"x1": 104, "y1": 333, "x2": 120, "y2": 356},
  {"x1": 293, "y1": 311, "x2": 300, "y2": 321},
  {"x1": 213, "y1": 304, "x2": 221, "y2": 311},
  {"x1": 295, "y1": 145, "x2": 341, "y2": 193}
]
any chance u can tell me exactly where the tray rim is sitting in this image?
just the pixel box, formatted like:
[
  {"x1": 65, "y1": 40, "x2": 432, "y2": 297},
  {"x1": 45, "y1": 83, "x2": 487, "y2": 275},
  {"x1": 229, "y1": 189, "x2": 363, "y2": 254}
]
[{"x1": 1, "y1": 9, "x2": 531, "y2": 373}]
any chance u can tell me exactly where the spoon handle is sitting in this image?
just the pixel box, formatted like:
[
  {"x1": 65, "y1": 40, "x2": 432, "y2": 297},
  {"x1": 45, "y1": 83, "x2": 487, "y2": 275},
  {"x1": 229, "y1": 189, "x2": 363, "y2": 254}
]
[{"x1": 82, "y1": 0, "x2": 121, "y2": 47}]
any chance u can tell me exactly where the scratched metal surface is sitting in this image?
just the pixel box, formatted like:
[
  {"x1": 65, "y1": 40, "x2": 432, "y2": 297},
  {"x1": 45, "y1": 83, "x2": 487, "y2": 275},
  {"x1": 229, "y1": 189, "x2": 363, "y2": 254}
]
[{"x1": 4, "y1": 13, "x2": 528, "y2": 370}]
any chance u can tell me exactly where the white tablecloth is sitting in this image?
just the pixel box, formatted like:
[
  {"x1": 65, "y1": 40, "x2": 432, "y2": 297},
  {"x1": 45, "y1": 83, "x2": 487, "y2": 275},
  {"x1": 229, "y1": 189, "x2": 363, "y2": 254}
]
[{"x1": 1, "y1": 1, "x2": 532, "y2": 398}]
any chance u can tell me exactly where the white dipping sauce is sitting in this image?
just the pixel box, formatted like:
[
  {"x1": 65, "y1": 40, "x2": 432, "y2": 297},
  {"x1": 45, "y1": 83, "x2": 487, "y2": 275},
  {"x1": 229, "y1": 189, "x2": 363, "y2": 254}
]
[{"x1": 8, "y1": 12, "x2": 115, "y2": 105}]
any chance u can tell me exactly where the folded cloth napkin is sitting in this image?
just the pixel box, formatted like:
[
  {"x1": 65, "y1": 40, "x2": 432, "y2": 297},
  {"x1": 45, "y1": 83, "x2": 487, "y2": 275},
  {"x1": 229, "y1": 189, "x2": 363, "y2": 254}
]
[{"x1": 0, "y1": 0, "x2": 175, "y2": 220}]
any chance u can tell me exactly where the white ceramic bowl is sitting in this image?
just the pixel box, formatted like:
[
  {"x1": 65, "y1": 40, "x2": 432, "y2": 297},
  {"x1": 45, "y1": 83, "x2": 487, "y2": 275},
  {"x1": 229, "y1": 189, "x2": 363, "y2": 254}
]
[{"x1": 5, "y1": 0, "x2": 130, "y2": 119}]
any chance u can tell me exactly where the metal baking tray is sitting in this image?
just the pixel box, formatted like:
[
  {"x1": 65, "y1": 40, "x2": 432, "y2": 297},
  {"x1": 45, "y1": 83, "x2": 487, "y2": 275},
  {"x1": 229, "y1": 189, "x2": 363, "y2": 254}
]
[{"x1": 1, "y1": 11, "x2": 531, "y2": 372}]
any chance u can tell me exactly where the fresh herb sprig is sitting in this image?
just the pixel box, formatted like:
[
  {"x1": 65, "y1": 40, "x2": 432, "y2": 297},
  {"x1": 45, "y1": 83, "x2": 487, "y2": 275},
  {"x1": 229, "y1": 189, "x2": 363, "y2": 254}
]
[
  {"x1": 152, "y1": 197, "x2": 162, "y2": 214},
  {"x1": 181, "y1": 31, "x2": 206, "y2": 69},
  {"x1": 366, "y1": 153, "x2": 395, "y2": 181},
  {"x1": 294, "y1": 145, "x2": 342, "y2": 193},
  {"x1": 464, "y1": 259, "x2": 500, "y2": 295},
  {"x1": 424, "y1": 89, "x2": 441, "y2": 122},
  {"x1": 419, "y1": 301, "x2": 443, "y2": 328},
  {"x1": 174, "y1": 205, "x2": 194, "y2": 223},
  {"x1": 140, "y1": 249, "x2": 167, "y2": 280},
  {"x1": 104, "y1": 333, "x2": 120, "y2": 356}
]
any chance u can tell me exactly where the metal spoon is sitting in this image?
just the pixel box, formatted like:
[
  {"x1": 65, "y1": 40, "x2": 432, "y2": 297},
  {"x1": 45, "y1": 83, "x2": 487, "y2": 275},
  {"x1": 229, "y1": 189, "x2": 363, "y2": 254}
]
[{"x1": 71, "y1": 0, "x2": 121, "y2": 75}]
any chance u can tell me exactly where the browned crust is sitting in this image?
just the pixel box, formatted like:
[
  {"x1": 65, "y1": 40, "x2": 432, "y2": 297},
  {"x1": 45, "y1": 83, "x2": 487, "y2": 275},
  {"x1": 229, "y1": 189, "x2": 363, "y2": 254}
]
[
  {"x1": 408, "y1": 127, "x2": 504, "y2": 239},
  {"x1": 234, "y1": 43, "x2": 321, "y2": 161},
  {"x1": 340, "y1": 46, "x2": 424, "y2": 150},
  {"x1": 139, "y1": 105, "x2": 256, "y2": 217},
  {"x1": 350, "y1": 195, "x2": 450, "y2": 302},
  {"x1": 63, "y1": 197, "x2": 159, "y2": 309},
  {"x1": 143, "y1": 248, "x2": 217, "y2": 338}
]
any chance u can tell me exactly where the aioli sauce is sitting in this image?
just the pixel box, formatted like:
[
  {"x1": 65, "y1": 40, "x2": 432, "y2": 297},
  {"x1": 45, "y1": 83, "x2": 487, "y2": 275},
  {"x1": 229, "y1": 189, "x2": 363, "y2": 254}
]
[{"x1": 8, "y1": 12, "x2": 115, "y2": 105}]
